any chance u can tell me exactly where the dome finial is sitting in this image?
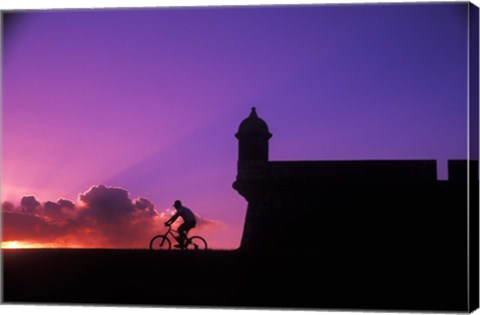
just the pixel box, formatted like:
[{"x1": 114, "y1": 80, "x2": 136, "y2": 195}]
[
  {"x1": 236, "y1": 106, "x2": 271, "y2": 138},
  {"x1": 250, "y1": 107, "x2": 257, "y2": 118}
]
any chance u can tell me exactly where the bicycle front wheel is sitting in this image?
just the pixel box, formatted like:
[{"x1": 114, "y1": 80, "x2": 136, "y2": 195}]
[
  {"x1": 186, "y1": 236, "x2": 208, "y2": 250},
  {"x1": 149, "y1": 235, "x2": 171, "y2": 250}
]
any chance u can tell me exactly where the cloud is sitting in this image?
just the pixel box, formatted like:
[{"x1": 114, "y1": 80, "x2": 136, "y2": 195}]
[
  {"x1": 44, "y1": 201, "x2": 61, "y2": 217},
  {"x1": 133, "y1": 197, "x2": 156, "y2": 217},
  {"x1": 73, "y1": 185, "x2": 165, "y2": 247},
  {"x1": 58, "y1": 198, "x2": 75, "y2": 209},
  {"x1": 2, "y1": 201, "x2": 16, "y2": 212},
  {"x1": 2, "y1": 184, "x2": 225, "y2": 248},
  {"x1": 56, "y1": 198, "x2": 77, "y2": 220},
  {"x1": 2, "y1": 210, "x2": 68, "y2": 243},
  {"x1": 194, "y1": 213, "x2": 225, "y2": 230},
  {"x1": 20, "y1": 195, "x2": 41, "y2": 212},
  {"x1": 78, "y1": 184, "x2": 135, "y2": 224}
]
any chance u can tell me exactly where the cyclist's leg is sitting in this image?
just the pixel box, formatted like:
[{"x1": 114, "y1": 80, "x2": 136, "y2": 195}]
[
  {"x1": 182, "y1": 222, "x2": 195, "y2": 244},
  {"x1": 177, "y1": 223, "x2": 188, "y2": 245}
]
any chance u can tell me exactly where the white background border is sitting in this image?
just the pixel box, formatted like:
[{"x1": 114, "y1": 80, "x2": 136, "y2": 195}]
[
  {"x1": 0, "y1": 0, "x2": 478, "y2": 314},
  {"x1": 0, "y1": 0, "x2": 479, "y2": 10}
]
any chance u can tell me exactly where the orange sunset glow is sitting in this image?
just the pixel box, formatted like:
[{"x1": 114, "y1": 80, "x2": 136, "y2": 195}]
[
  {"x1": 1, "y1": 241, "x2": 58, "y2": 249},
  {"x1": 2, "y1": 184, "x2": 232, "y2": 249}
]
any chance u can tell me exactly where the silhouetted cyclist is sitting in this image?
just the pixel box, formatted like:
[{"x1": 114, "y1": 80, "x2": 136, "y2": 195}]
[{"x1": 165, "y1": 200, "x2": 196, "y2": 248}]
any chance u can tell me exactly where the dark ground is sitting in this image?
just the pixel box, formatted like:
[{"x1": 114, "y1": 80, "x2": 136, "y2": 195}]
[{"x1": 2, "y1": 248, "x2": 469, "y2": 311}]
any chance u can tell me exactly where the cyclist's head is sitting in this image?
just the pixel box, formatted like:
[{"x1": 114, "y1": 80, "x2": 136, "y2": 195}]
[{"x1": 173, "y1": 200, "x2": 182, "y2": 208}]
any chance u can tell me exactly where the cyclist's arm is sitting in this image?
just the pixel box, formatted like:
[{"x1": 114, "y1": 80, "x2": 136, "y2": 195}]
[{"x1": 166, "y1": 212, "x2": 180, "y2": 225}]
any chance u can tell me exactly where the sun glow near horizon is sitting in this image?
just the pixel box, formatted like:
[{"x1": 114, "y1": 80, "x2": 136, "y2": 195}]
[
  {"x1": 0, "y1": 241, "x2": 60, "y2": 249},
  {"x1": 0, "y1": 240, "x2": 99, "y2": 249}
]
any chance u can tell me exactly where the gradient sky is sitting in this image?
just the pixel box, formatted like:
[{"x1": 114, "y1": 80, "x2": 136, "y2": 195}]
[{"x1": 2, "y1": 3, "x2": 470, "y2": 248}]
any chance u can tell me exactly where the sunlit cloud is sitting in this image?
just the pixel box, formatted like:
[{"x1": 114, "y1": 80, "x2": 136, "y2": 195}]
[{"x1": 2, "y1": 184, "x2": 226, "y2": 249}]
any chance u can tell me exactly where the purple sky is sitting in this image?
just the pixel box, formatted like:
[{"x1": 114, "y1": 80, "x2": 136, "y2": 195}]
[{"x1": 2, "y1": 3, "x2": 469, "y2": 248}]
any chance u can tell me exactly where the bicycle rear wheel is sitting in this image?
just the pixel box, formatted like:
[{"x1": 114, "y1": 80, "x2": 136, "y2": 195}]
[
  {"x1": 185, "y1": 236, "x2": 207, "y2": 250},
  {"x1": 149, "y1": 235, "x2": 171, "y2": 250}
]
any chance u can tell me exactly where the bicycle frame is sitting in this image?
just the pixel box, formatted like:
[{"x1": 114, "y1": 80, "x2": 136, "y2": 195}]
[
  {"x1": 150, "y1": 225, "x2": 207, "y2": 250},
  {"x1": 163, "y1": 226, "x2": 186, "y2": 245}
]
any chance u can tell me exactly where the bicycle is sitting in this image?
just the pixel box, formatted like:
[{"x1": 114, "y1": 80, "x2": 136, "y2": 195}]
[{"x1": 149, "y1": 225, "x2": 208, "y2": 250}]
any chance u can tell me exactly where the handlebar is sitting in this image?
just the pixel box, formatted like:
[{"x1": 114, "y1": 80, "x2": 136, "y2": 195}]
[{"x1": 164, "y1": 223, "x2": 176, "y2": 233}]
